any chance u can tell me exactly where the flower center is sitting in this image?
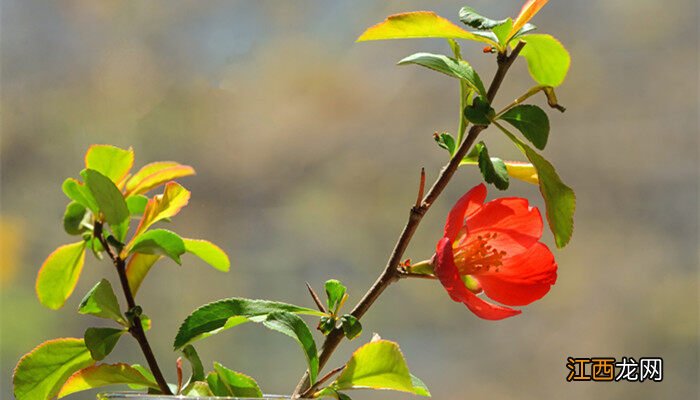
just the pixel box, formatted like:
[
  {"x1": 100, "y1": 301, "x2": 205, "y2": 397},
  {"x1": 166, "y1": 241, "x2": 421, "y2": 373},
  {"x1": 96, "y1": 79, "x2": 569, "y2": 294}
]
[{"x1": 452, "y1": 232, "x2": 506, "y2": 275}]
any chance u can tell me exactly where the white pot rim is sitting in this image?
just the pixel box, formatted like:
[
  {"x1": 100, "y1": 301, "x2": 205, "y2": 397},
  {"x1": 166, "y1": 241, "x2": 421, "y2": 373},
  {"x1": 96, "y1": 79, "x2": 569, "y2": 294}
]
[{"x1": 98, "y1": 392, "x2": 290, "y2": 400}]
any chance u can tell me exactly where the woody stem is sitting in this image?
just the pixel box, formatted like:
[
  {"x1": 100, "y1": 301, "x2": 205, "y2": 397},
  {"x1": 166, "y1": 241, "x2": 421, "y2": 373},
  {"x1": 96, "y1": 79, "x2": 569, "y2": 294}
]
[
  {"x1": 94, "y1": 221, "x2": 173, "y2": 395},
  {"x1": 291, "y1": 41, "x2": 526, "y2": 398}
]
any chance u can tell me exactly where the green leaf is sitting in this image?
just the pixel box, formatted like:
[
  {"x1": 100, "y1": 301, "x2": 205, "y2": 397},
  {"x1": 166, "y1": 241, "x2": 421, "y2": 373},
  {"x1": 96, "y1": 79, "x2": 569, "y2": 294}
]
[
  {"x1": 340, "y1": 315, "x2": 362, "y2": 340},
  {"x1": 126, "y1": 195, "x2": 149, "y2": 217},
  {"x1": 318, "y1": 316, "x2": 335, "y2": 335},
  {"x1": 206, "y1": 372, "x2": 229, "y2": 397},
  {"x1": 63, "y1": 178, "x2": 99, "y2": 213},
  {"x1": 208, "y1": 362, "x2": 263, "y2": 398},
  {"x1": 125, "y1": 161, "x2": 195, "y2": 196},
  {"x1": 128, "y1": 229, "x2": 186, "y2": 264},
  {"x1": 510, "y1": 23, "x2": 537, "y2": 41},
  {"x1": 331, "y1": 339, "x2": 428, "y2": 396},
  {"x1": 78, "y1": 279, "x2": 126, "y2": 325},
  {"x1": 357, "y1": 11, "x2": 490, "y2": 44},
  {"x1": 516, "y1": 34, "x2": 570, "y2": 87},
  {"x1": 13, "y1": 338, "x2": 95, "y2": 400},
  {"x1": 325, "y1": 279, "x2": 347, "y2": 314},
  {"x1": 458, "y1": 6, "x2": 507, "y2": 30},
  {"x1": 499, "y1": 104, "x2": 550, "y2": 150},
  {"x1": 183, "y1": 238, "x2": 230, "y2": 272},
  {"x1": 84, "y1": 144, "x2": 134, "y2": 184},
  {"x1": 125, "y1": 253, "x2": 162, "y2": 296},
  {"x1": 262, "y1": 311, "x2": 319, "y2": 384},
  {"x1": 471, "y1": 31, "x2": 499, "y2": 45},
  {"x1": 182, "y1": 345, "x2": 205, "y2": 383},
  {"x1": 127, "y1": 364, "x2": 156, "y2": 390},
  {"x1": 84, "y1": 328, "x2": 125, "y2": 361},
  {"x1": 496, "y1": 122, "x2": 575, "y2": 247},
  {"x1": 434, "y1": 132, "x2": 456, "y2": 155},
  {"x1": 174, "y1": 298, "x2": 325, "y2": 349},
  {"x1": 476, "y1": 142, "x2": 509, "y2": 190},
  {"x1": 36, "y1": 241, "x2": 87, "y2": 310},
  {"x1": 82, "y1": 169, "x2": 130, "y2": 239},
  {"x1": 398, "y1": 53, "x2": 486, "y2": 97},
  {"x1": 64, "y1": 202, "x2": 88, "y2": 235},
  {"x1": 57, "y1": 363, "x2": 158, "y2": 398},
  {"x1": 463, "y1": 96, "x2": 494, "y2": 126},
  {"x1": 491, "y1": 18, "x2": 514, "y2": 45}
]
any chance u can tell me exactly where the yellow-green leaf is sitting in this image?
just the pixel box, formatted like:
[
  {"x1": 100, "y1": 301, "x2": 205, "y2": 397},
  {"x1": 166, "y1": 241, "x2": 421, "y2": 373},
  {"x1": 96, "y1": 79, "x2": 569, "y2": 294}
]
[
  {"x1": 184, "y1": 239, "x2": 230, "y2": 272},
  {"x1": 57, "y1": 363, "x2": 159, "y2": 398},
  {"x1": 84, "y1": 145, "x2": 134, "y2": 185},
  {"x1": 516, "y1": 34, "x2": 570, "y2": 87},
  {"x1": 125, "y1": 253, "x2": 162, "y2": 296},
  {"x1": 357, "y1": 11, "x2": 489, "y2": 43},
  {"x1": 332, "y1": 339, "x2": 428, "y2": 396},
  {"x1": 36, "y1": 241, "x2": 87, "y2": 310},
  {"x1": 126, "y1": 195, "x2": 149, "y2": 217},
  {"x1": 13, "y1": 338, "x2": 95, "y2": 400},
  {"x1": 62, "y1": 178, "x2": 99, "y2": 213},
  {"x1": 129, "y1": 182, "x2": 191, "y2": 241},
  {"x1": 504, "y1": 161, "x2": 538, "y2": 185},
  {"x1": 125, "y1": 161, "x2": 195, "y2": 196}
]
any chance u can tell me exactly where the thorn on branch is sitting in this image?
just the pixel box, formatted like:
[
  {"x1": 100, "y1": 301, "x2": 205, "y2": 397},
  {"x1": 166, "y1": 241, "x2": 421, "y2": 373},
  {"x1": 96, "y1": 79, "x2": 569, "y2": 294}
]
[
  {"x1": 176, "y1": 357, "x2": 183, "y2": 394},
  {"x1": 306, "y1": 282, "x2": 328, "y2": 314},
  {"x1": 415, "y1": 168, "x2": 426, "y2": 208}
]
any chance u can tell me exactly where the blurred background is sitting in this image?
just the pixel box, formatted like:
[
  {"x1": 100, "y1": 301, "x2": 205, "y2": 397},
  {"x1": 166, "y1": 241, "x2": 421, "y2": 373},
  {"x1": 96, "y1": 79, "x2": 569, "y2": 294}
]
[{"x1": 1, "y1": 1, "x2": 698, "y2": 399}]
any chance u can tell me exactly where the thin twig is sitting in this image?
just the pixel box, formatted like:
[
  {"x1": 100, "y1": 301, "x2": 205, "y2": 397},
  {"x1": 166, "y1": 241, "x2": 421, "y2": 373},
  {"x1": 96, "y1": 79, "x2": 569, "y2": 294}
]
[
  {"x1": 298, "y1": 365, "x2": 346, "y2": 398},
  {"x1": 306, "y1": 282, "x2": 328, "y2": 314},
  {"x1": 292, "y1": 41, "x2": 527, "y2": 398},
  {"x1": 397, "y1": 271, "x2": 438, "y2": 280},
  {"x1": 94, "y1": 222, "x2": 173, "y2": 395},
  {"x1": 415, "y1": 168, "x2": 426, "y2": 208}
]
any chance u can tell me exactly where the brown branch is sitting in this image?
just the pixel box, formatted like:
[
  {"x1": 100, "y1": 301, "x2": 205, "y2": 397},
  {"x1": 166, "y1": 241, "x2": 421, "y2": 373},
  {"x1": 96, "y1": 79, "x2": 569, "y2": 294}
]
[
  {"x1": 292, "y1": 41, "x2": 526, "y2": 398},
  {"x1": 94, "y1": 222, "x2": 172, "y2": 395},
  {"x1": 299, "y1": 365, "x2": 346, "y2": 398},
  {"x1": 397, "y1": 271, "x2": 438, "y2": 280}
]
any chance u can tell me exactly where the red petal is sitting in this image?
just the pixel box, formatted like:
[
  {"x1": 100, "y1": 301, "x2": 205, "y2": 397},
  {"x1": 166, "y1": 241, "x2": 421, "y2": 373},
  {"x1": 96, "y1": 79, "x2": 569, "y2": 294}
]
[
  {"x1": 476, "y1": 242, "x2": 557, "y2": 306},
  {"x1": 466, "y1": 197, "x2": 543, "y2": 256},
  {"x1": 444, "y1": 184, "x2": 486, "y2": 241},
  {"x1": 434, "y1": 238, "x2": 521, "y2": 320}
]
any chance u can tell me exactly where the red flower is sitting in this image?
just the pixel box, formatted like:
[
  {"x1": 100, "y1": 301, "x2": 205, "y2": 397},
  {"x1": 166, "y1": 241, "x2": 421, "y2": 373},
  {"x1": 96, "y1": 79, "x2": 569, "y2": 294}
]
[{"x1": 432, "y1": 184, "x2": 557, "y2": 320}]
